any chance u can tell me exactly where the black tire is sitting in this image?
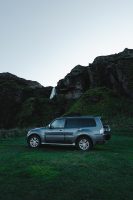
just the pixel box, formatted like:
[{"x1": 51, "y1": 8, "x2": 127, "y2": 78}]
[
  {"x1": 76, "y1": 136, "x2": 93, "y2": 151},
  {"x1": 27, "y1": 135, "x2": 41, "y2": 148}
]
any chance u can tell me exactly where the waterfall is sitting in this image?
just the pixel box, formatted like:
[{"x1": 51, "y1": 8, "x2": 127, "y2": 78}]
[{"x1": 49, "y1": 87, "x2": 56, "y2": 99}]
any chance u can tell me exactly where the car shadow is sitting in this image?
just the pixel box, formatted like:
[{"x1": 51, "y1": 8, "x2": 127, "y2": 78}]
[{"x1": 39, "y1": 144, "x2": 76, "y2": 152}]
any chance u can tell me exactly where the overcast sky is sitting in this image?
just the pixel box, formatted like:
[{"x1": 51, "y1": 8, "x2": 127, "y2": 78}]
[{"x1": 0, "y1": 0, "x2": 133, "y2": 86}]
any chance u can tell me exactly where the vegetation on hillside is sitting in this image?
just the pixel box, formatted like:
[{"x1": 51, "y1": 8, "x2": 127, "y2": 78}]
[
  {"x1": 17, "y1": 97, "x2": 71, "y2": 127},
  {"x1": 0, "y1": 73, "x2": 73, "y2": 128},
  {"x1": 67, "y1": 87, "x2": 133, "y2": 128}
]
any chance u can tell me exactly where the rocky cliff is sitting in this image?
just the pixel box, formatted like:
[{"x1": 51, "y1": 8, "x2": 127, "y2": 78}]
[
  {"x1": 0, "y1": 73, "x2": 52, "y2": 128},
  {"x1": 56, "y1": 48, "x2": 133, "y2": 99},
  {"x1": 0, "y1": 48, "x2": 133, "y2": 128},
  {"x1": 56, "y1": 65, "x2": 90, "y2": 99}
]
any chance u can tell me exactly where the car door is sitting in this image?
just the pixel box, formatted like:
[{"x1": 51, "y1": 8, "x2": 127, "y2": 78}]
[
  {"x1": 64, "y1": 118, "x2": 97, "y2": 144},
  {"x1": 64, "y1": 118, "x2": 79, "y2": 144},
  {"x1": 45, "y1": 119, "x2": 65, "y2": 143}
]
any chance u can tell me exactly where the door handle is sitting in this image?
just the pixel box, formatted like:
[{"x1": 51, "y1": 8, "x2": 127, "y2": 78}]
[{"x1": 59, "y1": 129, "x2": 63, "y2": 131}]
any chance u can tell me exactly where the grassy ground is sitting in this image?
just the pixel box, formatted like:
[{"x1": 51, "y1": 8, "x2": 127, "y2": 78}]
[{"x1": 0, "y1": 132, "x2": 133, "y2": 200}]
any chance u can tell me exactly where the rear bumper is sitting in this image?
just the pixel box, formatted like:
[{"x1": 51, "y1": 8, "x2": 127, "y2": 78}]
[{"x1": 94, "y1": 132, "x2": 111, "y2": 144}]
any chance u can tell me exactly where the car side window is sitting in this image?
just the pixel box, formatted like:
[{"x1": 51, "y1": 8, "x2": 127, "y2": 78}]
[
  {"x1": 51, "y1": 119, "x2": 65, "y2": 129},
  {"x1": 65, "y1": 118, "x2": 96, "y2": 128},
  {"x1": 78, "y1": 118, "x2": 96, "y2": 127},
  {"x1": 65, "y1": 119, "x2": 79, "y2": 128}
]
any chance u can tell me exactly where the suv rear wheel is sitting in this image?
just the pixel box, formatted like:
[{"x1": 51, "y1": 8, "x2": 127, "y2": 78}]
[
  {"x1": 76, "y1": 137, "x2": 92, "y2": 151},
  {"x1": 28, "y1": 135, "x2": 41, "y2": 148}
]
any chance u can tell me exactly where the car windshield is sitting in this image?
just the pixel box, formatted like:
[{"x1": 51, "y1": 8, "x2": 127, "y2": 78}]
[{"x1": 50, "y1": 119, "x2": 65, "y2": 129}]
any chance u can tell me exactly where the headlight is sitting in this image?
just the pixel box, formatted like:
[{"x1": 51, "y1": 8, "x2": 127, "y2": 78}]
[
  {"x1": 100, "y1": 128, "x2": 104, "y2": 134},
  {"x1": 27, "y1": 130, "x2": 31, "y2": 136}
]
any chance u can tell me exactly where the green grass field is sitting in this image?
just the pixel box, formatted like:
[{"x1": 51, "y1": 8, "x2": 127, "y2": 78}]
[{"x1": 0, "y1": 132, "x2": 133, "y2": 200}]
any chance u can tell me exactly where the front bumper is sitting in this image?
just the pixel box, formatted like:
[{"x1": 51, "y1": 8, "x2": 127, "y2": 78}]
[{"x1": 103, "y1": 133, "x2": 111, "y2": 140}]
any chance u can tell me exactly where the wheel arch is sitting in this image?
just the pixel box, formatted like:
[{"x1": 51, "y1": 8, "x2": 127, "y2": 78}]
[
  {"x1": 27, "y1": 133, "x2": 41, "y2": 141},
  {"x1": 75, "y1": 134, "x2": 93, "y2": 146}
]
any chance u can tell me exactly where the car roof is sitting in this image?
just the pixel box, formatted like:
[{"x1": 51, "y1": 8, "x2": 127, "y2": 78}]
[{"x1": 56, "y1": 116, "x2": 100, "y2": 120}]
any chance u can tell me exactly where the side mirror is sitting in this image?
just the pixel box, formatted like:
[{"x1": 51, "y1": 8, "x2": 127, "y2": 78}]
[
  {"x1": 48, "y1": 124, "x2": 53, "y2": 129},
  {"x1": 48, "y1": 124, "x2": 51, "y2": 128}
]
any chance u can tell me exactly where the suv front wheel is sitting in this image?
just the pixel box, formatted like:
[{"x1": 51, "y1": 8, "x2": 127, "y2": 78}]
[
  {"x1": 76, "y1": 137, "x2": 92, "y2": 151},
  {"x1": 28, "y1": 135, "x2": 41, "y2": 148}
]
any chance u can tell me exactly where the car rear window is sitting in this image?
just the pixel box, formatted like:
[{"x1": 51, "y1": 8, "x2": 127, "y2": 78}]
[{"x1": 65, "y1": 118, "x2": 96, "y2": 128}]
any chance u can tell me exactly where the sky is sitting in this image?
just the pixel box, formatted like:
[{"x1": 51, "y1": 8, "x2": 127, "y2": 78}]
[{"x1": 0, "y1": 0, "x2": 133, "y2": 86}]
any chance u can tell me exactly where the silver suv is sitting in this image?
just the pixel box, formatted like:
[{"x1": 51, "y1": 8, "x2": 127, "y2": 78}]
[{"x1": 27, "y1": 116, "x2": 111, "y2": 151}]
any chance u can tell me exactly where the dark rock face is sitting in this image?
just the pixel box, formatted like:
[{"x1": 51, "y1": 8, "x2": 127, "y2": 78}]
[
  {"x1": 0, "y1": 73, "x2": 52, "y2": 128},
  {"x1": 0, "y1": 72, "x2": 52, "y2": 100},
  {"x1": 91, "y1": 48, "x2": 133, "y2": 98},
  {"x1": 56, "y1": 49, "x2": 133, "y2": 99},
  {"x1": 0, "y1": 72, "x2": 43, "y2": 88},
  {"x1": 56, "y1": 65, "x2": 91, "y2": 99}
]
